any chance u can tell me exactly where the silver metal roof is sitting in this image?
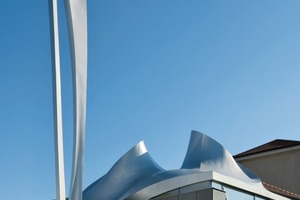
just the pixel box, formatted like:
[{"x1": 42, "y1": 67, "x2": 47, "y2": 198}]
[{"x1": 83, "y1": 131, "x2": 289, "y2": 200}]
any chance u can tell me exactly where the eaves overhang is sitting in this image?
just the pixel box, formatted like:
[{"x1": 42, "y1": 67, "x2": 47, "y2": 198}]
[{"x1": 235, "y1": 145, "x2": 300, "y2": 162}]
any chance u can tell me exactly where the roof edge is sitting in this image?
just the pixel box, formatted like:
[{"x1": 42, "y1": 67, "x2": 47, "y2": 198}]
[{"x1": 234, "y1": 139, "x2": 300, "y2": 159}]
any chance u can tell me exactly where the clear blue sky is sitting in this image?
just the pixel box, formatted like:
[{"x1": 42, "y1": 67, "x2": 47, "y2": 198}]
[{"x1": 0, "y1": 1, "x2": 300, "y2": 199}]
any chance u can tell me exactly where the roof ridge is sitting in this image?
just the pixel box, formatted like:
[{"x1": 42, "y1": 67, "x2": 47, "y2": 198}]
[{"x1": 234, "y1": 138, "x2": 300, "y2": 158}]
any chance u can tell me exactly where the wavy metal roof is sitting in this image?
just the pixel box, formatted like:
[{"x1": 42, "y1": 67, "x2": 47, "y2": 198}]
[{"x1": 83, "y1": 131, "x2": 289, "y2": 200}]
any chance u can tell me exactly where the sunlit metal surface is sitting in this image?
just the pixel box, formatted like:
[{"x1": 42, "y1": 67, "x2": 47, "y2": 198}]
[
  {"x1": 64, "y1": 0, "x2": 88, "y2": 199},
  {"x1": 49, "y1": 0, "x2": 66, "y2": 199},
  {"x1": 83, "y1": 141, "x2": 164, "y2": 200},
  {"x1": 181, "y1": 131, "x2": 261, "y2": 183},
  {"x1": 83, "y1": 131, "x2": 289, "y2": 200}
]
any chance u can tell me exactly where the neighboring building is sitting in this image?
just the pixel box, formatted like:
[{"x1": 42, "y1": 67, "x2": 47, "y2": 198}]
[
  {"x1": 83, "y1": 131, "x2": 290, "y2": 200},
  {"x1": 234, "y1": 139, "x2": 300, "y2": 199}
]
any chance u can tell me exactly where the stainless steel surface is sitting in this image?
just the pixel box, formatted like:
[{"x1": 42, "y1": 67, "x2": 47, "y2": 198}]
[
  {"x1": 49, "y1": 0, "x2": 66, "y2": 199},
  {"x1": 64, "y1": 0, "x2": 88, "y2": 199},
  {"x1": 83, "y1": 131, "x2": 288, "y2": 200}
]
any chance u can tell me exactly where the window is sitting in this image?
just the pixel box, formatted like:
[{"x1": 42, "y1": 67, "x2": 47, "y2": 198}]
[{"x1": 223, "y1": 186, "x2": 254, "y2": 200}]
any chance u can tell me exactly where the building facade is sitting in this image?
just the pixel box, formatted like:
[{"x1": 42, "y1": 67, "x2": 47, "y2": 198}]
[{"x1": 234, "y1": 139, "x2": 300, "y2": 199}]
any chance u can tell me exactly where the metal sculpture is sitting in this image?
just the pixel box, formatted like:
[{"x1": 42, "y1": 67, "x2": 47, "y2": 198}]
[
  {"x1": 49, "y1": 0, "x2": 66, "y2": 200},
  {"x1": 49, "y1": 0, "x2": 87, "y2": 200},
  {"x1": 64, "y1": 0, "x2": 88, "y2": 200}
]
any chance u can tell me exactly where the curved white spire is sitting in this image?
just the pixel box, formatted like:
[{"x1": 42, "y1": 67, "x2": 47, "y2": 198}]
[
  {"x1": 64, "y1": 0, "x2": 87, "y2": 200},
  {"x1": 49, "y1": 0, "x2": 66, "y2": 199}
]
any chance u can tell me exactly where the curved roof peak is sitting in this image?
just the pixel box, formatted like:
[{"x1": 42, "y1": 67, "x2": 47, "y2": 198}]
[
  {"x1": 83, "y1": 141, "x2": 164, "y2": 200},
  {"x1": 181, "y1": 131, "x2": 260, "y2": 183}
]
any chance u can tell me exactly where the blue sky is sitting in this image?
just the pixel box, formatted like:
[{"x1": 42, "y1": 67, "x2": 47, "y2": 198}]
[{"x1": 0, "y1": 0, "x2": 300, "y2": 199}]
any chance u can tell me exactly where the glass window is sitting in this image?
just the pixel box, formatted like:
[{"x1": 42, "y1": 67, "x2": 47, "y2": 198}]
[
  {"x1": 211, "y1": 181, "x2": 223, "y2": 191},
  {"x1": 223, "y1": 186, "x2": 254, "y2": 200}
]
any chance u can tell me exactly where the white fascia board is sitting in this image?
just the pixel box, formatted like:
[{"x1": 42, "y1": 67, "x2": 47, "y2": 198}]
[
  {"x1": 212, "y1": 172, "x2": 290, "y2": 200},
  {"x1": 124, "y1": 172, "x2": 213, "y2": 200},
  {"x1": 235, "y1": 145, "x2": 300, "y2": 162},
  {"x1": 125, "y1": 171, "x2": 290, "y2": 200}
]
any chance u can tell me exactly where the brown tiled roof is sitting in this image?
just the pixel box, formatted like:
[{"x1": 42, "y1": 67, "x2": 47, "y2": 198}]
[
  {"x1": 234, "y1": 139, "x2": 300, "y2": 158},
  {"x1": 263, "y1": 182, "x2": 300, "y2": 200}
]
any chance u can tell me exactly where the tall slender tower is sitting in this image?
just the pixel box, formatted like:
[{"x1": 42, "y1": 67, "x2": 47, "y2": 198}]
[
  {"x1": 49, "y1": 0, "x2": 66, "y2": 200},
  {"x1": 49, "y1": 0, "x2": 87, "y2": 200},
  {"x1": 64, "y1": 0, "x2": 88, "y2": 200}
]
